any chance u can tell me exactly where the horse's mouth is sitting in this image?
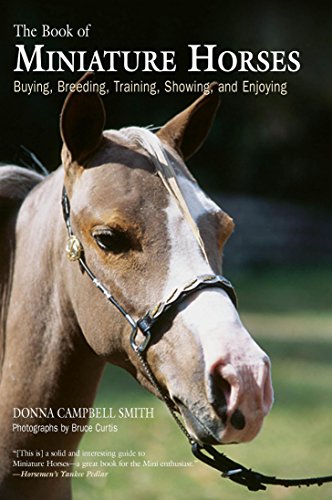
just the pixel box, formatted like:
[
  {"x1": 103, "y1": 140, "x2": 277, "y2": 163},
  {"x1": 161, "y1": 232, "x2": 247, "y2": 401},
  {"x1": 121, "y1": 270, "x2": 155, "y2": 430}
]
[{"x1": 172, "y1": 396, "x2": 222, "y2": 445}]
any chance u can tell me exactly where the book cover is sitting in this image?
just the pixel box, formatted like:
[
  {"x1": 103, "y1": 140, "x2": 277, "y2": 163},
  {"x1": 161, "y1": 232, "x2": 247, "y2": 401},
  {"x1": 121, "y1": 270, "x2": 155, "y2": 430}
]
[{"x1": 1, "y1": 2, "x2": 331, "y2": 499}]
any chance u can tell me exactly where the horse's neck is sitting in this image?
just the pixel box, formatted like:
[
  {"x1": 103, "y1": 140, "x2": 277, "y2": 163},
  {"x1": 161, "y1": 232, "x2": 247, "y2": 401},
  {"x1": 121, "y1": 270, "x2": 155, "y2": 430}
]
[
  {"x1": 0, "y1": 168, "x2": 105, "y2": 484},
  {"x1": 0, "y1": 167, "x2": 43, "y2": 378},
  {"x1": 0, "y1": 199, "x2": 17, "y2": 376}
]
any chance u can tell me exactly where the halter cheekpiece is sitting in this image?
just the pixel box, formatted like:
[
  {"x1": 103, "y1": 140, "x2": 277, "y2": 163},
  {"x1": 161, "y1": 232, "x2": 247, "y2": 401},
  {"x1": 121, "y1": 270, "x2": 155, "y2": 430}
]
[
  {"x1": 61, "y1": 186, "x2": 237, "y2": 354},
  {"x1": 61, "y1": 185, "x2": 332, "y2": 492}
]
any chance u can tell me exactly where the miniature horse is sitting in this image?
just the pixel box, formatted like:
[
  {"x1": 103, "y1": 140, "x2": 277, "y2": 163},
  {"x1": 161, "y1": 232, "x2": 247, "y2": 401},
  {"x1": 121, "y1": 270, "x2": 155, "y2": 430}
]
[{"x1": 0, "y1": 74, "x2": 273, "y2": 499}]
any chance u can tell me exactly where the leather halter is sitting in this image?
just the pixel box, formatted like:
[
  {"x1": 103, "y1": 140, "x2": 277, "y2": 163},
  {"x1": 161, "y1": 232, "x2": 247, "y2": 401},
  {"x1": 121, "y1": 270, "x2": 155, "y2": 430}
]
[
  {"x1": 62, "y1": 186, "x2": 237, "y2": 354},
  {"x1": 134, "y1": 274, "x2": 237, "y2": 352},
  {"x1": 61, "y1": 185, "x2": 332, "y2": 492}
]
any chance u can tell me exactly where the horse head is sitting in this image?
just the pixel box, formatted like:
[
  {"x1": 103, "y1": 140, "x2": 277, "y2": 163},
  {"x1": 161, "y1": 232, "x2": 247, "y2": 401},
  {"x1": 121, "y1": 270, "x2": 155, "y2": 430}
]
[{"x1": 60, "y1": 74, "x2": 273, "y2": 446}]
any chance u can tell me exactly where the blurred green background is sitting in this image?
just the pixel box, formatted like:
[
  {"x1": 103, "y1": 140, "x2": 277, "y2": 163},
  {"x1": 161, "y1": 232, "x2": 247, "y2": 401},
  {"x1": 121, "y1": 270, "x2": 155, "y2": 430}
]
[{"x1": 73, "y1": 266, "x2": 332, "y2": 500}]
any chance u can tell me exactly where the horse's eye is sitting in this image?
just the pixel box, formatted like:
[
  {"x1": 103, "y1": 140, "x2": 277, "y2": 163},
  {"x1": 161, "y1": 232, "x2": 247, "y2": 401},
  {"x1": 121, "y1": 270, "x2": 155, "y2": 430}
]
[{"x1": 93, "y1": 230, "x2": 132, "y2": 254}]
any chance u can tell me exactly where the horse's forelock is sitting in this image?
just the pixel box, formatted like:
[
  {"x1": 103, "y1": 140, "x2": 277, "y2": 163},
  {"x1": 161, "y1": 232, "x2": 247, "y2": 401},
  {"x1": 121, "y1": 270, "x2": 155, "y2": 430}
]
[{"x1": 112, "y1": 126, "x2": 208, "y2": 260}]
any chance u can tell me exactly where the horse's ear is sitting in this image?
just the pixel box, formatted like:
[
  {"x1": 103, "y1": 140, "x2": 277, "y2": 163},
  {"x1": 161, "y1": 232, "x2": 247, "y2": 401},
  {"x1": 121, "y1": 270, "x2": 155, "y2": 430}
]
[
  {"x1": 60, "y1": 72, "x2": 106, "y2": 165},
  {"x1": 157, "y1": 82, "x2": 220, "y2": 160}
]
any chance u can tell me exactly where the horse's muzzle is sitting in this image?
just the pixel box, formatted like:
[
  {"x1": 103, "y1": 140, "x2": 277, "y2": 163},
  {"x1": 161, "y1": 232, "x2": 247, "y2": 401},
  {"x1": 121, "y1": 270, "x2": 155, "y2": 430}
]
[
  {"x1": 170, "y1": 353, "x2": 273, "y2": 446},
  {"x1": 208, "y1": 356, "x2": 273, "y2": 444}
]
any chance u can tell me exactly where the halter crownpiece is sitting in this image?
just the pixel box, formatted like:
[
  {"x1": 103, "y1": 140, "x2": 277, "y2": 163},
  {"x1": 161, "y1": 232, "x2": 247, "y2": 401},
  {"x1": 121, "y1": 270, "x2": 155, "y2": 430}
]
[{"x1": 61, "y1": 185, "x2": 332, "y2": 492}]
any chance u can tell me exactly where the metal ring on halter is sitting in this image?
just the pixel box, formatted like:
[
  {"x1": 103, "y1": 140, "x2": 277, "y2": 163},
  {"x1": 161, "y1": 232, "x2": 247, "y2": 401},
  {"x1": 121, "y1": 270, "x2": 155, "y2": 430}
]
[{"x1": 130, "y1": 325, "x2": 151, "y2": 353}]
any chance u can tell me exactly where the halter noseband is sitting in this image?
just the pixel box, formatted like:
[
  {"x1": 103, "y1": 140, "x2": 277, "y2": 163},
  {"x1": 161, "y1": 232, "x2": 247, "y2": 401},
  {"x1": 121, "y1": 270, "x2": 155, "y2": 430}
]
[
  {"x1": 134, "y1": 274, "x2": 237, "y2": 352},
  {"x1": 61, "y1": 185, "x2": 332, "y2": 492}
]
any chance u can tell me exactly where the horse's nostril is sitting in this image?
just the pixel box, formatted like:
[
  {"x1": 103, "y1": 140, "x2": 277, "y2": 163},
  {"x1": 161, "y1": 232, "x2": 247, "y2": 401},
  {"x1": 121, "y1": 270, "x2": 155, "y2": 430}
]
[
  {"x1": 230, "y1": 409, "x2": 246, "y2": 430},
  {"x1": 219, "y1": 377, "x2": 231, "y2": 405},
  {"x1": 209, "y1": 367, "x2": 231, "y2": 424}
]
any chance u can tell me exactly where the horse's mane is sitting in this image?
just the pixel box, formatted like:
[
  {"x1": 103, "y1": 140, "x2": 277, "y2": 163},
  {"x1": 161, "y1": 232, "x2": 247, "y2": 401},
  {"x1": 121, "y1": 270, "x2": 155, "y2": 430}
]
[
  {"x1": 0, "y1": 165, "x2": 44, "y2": 377},
  {"x1": 116, "y1": 127, "x2": 208, "y2": 260},
  {"x1": 0, "y1": 164, "x2": 43, "y2": 200}
]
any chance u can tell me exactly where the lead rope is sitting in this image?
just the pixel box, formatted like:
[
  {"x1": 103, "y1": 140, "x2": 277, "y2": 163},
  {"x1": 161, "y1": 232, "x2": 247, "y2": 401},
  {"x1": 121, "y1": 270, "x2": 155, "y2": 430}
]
[
  {"x1": 134, "y1": 349, "x2": 195, "y2": 444},
  {"x1": 62, "y1": 186, "x2": 332, "y2": 492}
]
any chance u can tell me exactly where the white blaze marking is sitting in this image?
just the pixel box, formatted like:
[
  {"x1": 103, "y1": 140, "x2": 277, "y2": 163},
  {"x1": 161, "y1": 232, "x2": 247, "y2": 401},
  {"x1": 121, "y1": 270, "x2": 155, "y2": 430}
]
[
  {"x1": 163, "y1": 176, "x2": 273, "y2": 438},
  {"x1": 163, "y1": 174, "x2": 245, "y2": 368}
]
